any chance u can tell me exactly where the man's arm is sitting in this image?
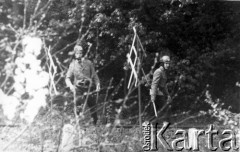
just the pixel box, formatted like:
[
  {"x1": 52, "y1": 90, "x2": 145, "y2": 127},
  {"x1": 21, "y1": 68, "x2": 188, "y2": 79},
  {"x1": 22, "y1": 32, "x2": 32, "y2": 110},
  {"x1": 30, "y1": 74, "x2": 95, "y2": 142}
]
[
  {"x1": 164, "y1": 85, "x2": 172, "y2": 102},
  {"x1": 162, "y1": 81, "x2": 171, "y2": 102},
  {"x1": 163, "y1": 85, "x2": 170, "y2": 96},
  {"x1": 150, "y1": 69, "x2": 161, "y2": 101}
]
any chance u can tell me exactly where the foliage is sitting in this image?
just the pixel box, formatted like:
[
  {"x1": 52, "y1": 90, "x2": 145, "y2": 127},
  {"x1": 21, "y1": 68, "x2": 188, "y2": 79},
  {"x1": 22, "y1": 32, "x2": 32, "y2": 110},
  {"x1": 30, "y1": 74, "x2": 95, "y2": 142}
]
[
  {"x1": 47, "y1": 0, "x2": 240, "y2": 113},
  {"x1": 1, "y1": 0, "x2": 240, "y2": 113},
  {"x1": 205, "y1": 89, "x2": 240, "y2": 132},
  {"x1": 0, "y1": 0, "x2": 239, "y2": 151}
]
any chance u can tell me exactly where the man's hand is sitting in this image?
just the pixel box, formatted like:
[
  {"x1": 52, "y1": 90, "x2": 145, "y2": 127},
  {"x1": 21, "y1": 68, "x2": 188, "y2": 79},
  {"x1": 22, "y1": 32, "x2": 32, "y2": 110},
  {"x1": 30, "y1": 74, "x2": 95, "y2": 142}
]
[
  {"x1": 151, "y1": 97, "x2": 155, "y2": 103},
  {"x1": 167, "y1": 95, "x2": 172, "y2": 102},
  {"x1": 151, "y1": 96, "x2": 157, "y2": 117},
  {"x1": 66, "y1": 78, "x2": 75, "y2": 93},
  {"x1": 69, "y1": 85, "x2": 75, "y2": 93},
  {"x1": 96, "y1": 83, "x2": 100, "y2": 92}
]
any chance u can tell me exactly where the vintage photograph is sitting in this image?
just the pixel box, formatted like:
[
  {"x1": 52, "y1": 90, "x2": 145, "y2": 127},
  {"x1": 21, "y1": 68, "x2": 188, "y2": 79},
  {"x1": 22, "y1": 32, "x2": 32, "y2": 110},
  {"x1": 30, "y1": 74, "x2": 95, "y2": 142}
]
[{"x1": 0, "y1": 0, "x2": 239, "y2": 151}]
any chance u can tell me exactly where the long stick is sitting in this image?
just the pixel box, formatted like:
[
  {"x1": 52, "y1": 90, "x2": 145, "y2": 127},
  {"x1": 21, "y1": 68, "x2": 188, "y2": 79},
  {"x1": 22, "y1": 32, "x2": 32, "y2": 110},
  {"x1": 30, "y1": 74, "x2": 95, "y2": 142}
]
[
  {"x1": 151, "y1": 101, "x2": 158, "y2": 117},
  {"x1": 82, "y1": 83, "x2": 92, "y2": 113},
  {"x1": 47, "y1": 46, "x2": 58, "y2": 95},
  {"x1": 102, "y1": 78, "x2": 113, "y2": 123},
  {"x1": 137, "y1": 36, "x2": 142, "y2": 127},
  {"x1": 127, "y1": 52, "x2": 138, "y2": 88},
  {"x1": 138, "y1": 82, "x2": 142, "y2": 127}
]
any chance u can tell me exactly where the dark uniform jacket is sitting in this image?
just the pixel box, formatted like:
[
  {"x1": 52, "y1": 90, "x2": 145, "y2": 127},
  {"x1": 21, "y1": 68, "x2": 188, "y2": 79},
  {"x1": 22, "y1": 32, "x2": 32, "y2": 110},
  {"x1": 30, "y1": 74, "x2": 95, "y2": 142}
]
[
  {"x1": 150, "y1": 66, "x2": 169, "y2": 101},
  {"x1": 66, "y1": 59, "x2": 100, "y2": 87}
]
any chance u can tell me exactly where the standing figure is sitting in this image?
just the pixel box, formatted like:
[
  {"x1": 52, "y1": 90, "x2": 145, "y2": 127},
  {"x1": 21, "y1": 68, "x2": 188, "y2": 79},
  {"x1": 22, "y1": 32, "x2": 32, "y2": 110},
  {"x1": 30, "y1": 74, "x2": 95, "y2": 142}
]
[
  {"x1": 65, "y1": 45, "x2": 100, "y2": 125},
  {"x1": 150, "y1": 55, "x2": 171, "y2": 117}
]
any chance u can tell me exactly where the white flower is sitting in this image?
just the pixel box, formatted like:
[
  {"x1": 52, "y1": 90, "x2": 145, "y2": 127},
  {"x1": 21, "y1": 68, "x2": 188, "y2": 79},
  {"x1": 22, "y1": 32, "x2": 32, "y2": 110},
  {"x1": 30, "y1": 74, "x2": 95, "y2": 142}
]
[
  {"x1": 15, "y1": 57, "x2": 26, "y2": 71},
  {"x1": 13, "y1": 82, "x2": 25, "y2": 95},
  {"x1": 0, "y1": 89, "x2": 20, "y2": 120},
  {"x1": 23, "y1": 54, "x2": 38, "y2": 65},
  {"x1": 20, "y1": 89, "x2": 48, "y2": 123},
  {"x1": 14, "y1": 71, "x2": 25, "y2": 83},
  {"x1": 25, "y1": 70, "x2": 49, "y2": 92},
  {"x1": 38, "y1": 71, "x2": 50, "y2": 87},
  {"x1": 22, "y1": 36, "x2": 42, "y2": 56}
]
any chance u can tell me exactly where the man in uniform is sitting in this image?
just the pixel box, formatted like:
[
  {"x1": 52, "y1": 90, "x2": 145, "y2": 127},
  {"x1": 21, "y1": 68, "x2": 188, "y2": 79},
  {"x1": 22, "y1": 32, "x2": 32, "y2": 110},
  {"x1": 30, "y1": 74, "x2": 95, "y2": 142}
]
[
  {"x1": 150, "y1": 55, "x2": 171, "y2": 117},
  {"x1": 66, "y1": 44, "x2": 100, "y2": 125}
]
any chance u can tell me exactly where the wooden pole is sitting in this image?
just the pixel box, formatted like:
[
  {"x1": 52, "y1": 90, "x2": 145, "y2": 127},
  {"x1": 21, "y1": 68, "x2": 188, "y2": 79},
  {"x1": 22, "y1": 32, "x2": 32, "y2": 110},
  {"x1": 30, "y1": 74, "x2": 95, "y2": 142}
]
[
  {"x1": 137, "y1": 33, "x2": 142, "y2": 127},
  {"x1": 138, "y1": 74, "x2": 142, "y2": 127}
]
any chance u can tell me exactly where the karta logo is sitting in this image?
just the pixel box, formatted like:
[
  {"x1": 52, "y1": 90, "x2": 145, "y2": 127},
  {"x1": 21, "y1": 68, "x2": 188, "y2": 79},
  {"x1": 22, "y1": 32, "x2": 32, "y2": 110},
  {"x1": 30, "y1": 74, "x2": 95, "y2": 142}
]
[{"x1": 142, "y1": 121, "x2": 239, "y2": 151}]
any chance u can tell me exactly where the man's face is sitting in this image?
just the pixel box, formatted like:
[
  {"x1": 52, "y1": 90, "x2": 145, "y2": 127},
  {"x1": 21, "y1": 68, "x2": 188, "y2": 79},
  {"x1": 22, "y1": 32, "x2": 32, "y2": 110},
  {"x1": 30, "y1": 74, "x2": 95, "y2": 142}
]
[
  {"x1": 75, "y1": 49, "x2": 83, "y2": 59},
  {"x1": 164, "y1": 62, "x2": 170, "y2": 70}
]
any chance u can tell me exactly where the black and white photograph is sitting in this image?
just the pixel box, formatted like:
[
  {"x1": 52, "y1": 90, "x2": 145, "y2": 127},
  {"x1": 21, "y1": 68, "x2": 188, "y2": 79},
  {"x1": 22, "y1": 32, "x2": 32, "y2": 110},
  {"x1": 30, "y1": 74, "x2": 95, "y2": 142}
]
[{"x1": 0, "y1": 0, "x2": 239, "y2": 151}]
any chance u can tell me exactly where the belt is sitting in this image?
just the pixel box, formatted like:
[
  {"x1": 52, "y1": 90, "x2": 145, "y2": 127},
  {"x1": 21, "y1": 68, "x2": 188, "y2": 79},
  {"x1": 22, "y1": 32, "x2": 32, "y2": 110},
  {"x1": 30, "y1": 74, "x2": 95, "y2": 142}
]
[
  {"x1": 76, "y1": 79, "x2": 91, "y2": 88},
  {"x1": 150, "y1": 88, "x2": 164, "y2": 96}
]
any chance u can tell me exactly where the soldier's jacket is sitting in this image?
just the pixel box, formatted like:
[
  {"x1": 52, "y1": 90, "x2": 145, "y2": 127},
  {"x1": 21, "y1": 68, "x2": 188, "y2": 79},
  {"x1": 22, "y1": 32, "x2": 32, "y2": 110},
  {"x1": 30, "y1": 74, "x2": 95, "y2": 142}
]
[
  {"x1": 66, "y1": 59, "x2": 100, "y2": 87},
  {"x1": 150, "y1": 66, "x2": 169, "y2": 100}
]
